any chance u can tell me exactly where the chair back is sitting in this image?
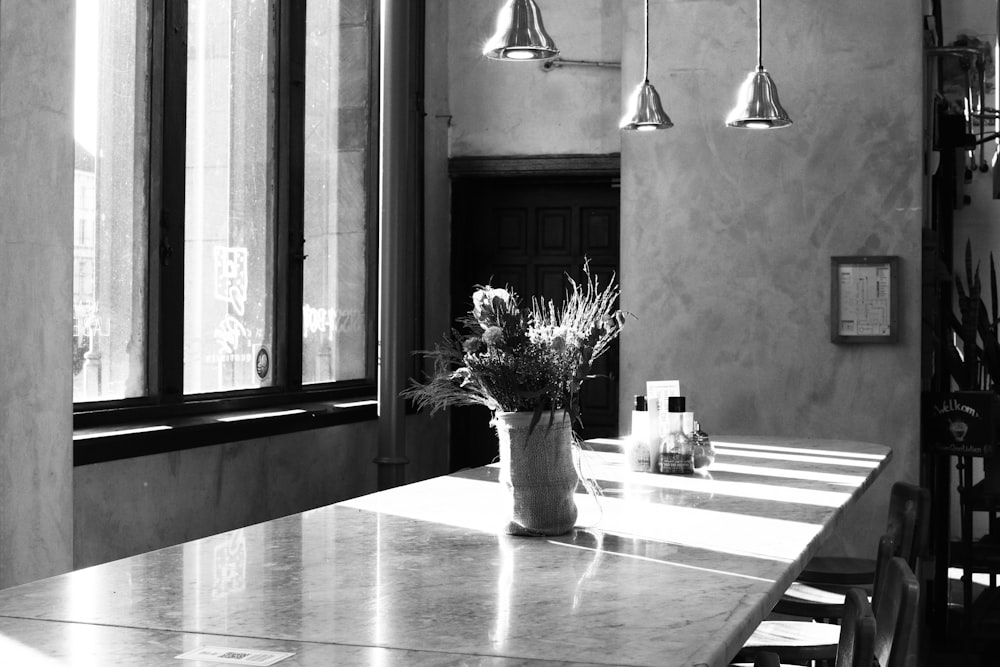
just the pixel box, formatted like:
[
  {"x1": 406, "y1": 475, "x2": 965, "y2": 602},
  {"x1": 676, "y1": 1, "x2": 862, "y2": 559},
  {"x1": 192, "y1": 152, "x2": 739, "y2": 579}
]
[
  {"x1": 870, "y1": 532, "x2": 895, "y2": 608},
  {"x1": 835, "y1": 588, "x2": 876, "y2": 667},
  {"x1": 872, "y1": 557, "x2": 919, "y2": 667},
  {"x1": 885, "y1": 482, "x2": 930, "y2": 570}
]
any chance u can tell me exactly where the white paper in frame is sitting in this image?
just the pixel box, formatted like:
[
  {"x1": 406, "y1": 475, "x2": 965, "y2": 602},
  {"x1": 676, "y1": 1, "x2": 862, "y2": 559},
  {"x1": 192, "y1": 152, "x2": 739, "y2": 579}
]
[{"x1": 645, "y1": 380, "x2": 680, "y2": 414}]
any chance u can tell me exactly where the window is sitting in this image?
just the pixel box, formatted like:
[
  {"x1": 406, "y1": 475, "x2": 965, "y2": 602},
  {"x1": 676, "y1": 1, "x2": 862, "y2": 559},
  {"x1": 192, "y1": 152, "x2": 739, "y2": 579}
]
[
  {"x1": 73, "y1": 0, "x2": 148, "y2": 402},
  {"x1": 73, "y1": 0, "x2": 379, "y2": 448},
  {"x1": 302, "y1": 2, "x2": 372, "y2": 385}
]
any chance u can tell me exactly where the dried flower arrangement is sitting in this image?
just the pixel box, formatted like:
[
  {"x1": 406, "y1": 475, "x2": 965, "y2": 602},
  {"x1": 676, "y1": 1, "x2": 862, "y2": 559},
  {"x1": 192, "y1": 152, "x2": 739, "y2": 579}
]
[{"x1": 401, "y1": 261, "x2": 628, "y2": 434}]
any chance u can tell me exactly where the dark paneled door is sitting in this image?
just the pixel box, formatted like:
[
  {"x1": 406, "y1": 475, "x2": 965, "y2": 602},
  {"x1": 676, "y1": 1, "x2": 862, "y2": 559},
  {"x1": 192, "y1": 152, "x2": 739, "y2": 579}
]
[{"x1": 450, "y1": 176, "x2": 621, "y2": 470}]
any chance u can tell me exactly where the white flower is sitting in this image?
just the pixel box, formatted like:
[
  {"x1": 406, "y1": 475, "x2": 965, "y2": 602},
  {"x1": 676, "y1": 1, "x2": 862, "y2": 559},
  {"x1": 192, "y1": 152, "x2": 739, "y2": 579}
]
[
  {"x1": 472, "y1": 287, "x2": 512, "y2": 324},
  {"x1": 450, "y1": 367, "x2": 473, "y2": 386}
]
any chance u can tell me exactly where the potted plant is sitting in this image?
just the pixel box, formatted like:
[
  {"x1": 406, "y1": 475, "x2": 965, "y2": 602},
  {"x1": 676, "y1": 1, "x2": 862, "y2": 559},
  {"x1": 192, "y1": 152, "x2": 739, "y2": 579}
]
[
  {"x1": 402, "y1": 261, "x2": 629, "y2": 535},
  {"x1": 927, "y1": 240, "x2": 1000, "y2": 489}
]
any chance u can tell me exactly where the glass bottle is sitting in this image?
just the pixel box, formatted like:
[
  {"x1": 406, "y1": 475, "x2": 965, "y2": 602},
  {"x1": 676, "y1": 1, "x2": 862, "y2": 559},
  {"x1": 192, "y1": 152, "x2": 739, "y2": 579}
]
[
  {"x1": 691, "y1": 420, "x2": 716, "y2": 471},
  {"x1": 626, "y1": 395, "x2": 652, "y2": 472},
  {"x1": 658, "y1": 396, "x2": 694, "y2": 474}
]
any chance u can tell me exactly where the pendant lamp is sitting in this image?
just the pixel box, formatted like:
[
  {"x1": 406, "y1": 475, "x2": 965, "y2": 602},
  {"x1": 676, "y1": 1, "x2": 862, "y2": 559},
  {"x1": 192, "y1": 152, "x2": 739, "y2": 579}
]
[
  {"x1": 725, "y1": 0, "x2": 791, "y2": 129},
  {"x1": 483, "y1": 0, "x2": 559, "y2": 61},
  {"x1": 620, "y1": 0, "x2": 673, "y2": 130}
]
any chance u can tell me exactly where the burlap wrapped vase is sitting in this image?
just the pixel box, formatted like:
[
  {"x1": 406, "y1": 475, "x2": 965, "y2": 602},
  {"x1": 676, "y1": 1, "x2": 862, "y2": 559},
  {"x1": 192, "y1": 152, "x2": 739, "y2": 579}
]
[{"x1": 494, "y1": 409, "x2": 579, "y2": 536}]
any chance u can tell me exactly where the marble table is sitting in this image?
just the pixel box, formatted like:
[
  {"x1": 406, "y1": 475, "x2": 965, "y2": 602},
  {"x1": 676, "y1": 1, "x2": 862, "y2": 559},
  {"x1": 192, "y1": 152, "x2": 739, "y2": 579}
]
[{"x1": 0, "y1": 436, "x2": 891, "y2": 666}]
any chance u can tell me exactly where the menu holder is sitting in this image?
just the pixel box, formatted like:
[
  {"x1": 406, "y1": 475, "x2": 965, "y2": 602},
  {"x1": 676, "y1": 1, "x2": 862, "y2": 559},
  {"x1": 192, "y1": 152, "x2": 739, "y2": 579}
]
[{"x1": 830, "y1": 255, "x2": 899, "y2": 344}]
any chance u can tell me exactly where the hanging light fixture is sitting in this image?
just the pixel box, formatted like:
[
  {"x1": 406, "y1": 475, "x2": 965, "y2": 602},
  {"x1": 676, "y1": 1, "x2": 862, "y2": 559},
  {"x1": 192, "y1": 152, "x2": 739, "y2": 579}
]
[
  {"x1": 483, "y1": 0, "x2": 559, "y2": 61},
  {"x1": 620, "y1": 0, "x2": 672, "y2": 131},
  {"x1": 725, "y1": 0, "x2": 792, "y2": 129}
]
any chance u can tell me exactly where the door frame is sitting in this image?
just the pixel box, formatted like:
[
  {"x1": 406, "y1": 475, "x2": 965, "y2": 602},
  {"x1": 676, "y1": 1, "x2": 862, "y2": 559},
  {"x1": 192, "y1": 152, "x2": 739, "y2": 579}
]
[
  {"x1": 449, "y1": 153, "x2": 620, "y2": 180},
  {"x1": 447, "y1": 154, "x2": 622, "y2": 471}
]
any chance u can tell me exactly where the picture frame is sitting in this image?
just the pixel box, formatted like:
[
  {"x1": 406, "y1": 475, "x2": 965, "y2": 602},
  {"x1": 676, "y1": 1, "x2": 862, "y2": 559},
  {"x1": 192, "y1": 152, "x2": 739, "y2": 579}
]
[{"x1": 830, "y1": 255, "x2": 899, "y2": 344}]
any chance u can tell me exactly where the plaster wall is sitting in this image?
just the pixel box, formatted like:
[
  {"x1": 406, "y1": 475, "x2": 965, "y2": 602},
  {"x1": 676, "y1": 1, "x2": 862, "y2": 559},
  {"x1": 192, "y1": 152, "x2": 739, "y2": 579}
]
[
  {"x1": 942, "y1": 2, "x2": 996, "y2": 42},
  {"x1": 447, "y1": 0, "x2": 622, "y2": 157},
  {"x1": 437, "y1": 1, "x2": 924, "y2": 558},
  {"x1": 618, "y1": 0, "x2": 923, "y2": 558},
  {"x1": 437, "y1": 1, "x2": 923, "y2": 557},
  {"x1": 74, "y1": 417, "x2": 447, "y2": 567},
  {"x1": 0, "y1": 0, "x2": 75, "y2": 588}
]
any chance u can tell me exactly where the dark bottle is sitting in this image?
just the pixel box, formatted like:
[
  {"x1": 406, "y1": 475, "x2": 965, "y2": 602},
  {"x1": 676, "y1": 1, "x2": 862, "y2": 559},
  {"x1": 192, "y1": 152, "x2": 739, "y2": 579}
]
[{"x1": 658, "y1": 396, "x2": 693, "y2": 474}]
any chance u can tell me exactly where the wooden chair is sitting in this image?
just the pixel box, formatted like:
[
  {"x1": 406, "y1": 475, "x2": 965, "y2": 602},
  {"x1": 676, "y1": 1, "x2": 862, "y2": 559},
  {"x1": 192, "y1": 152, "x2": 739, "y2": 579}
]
[
  {"x1": 733, "y1": 537, "x2": 918, "y2": 666},
  {"x1": 772, "y1": 481, "x2": 929, "y2": 622},
  {"x1": 747, "y1": 588, "x2": 875, "y2": 667},
  {"x1": 796, "y1": 481, "x2": 930, "y2": 586},
  {"x1": 871, "y1": 557, "x2": 920, "y2": 667}
]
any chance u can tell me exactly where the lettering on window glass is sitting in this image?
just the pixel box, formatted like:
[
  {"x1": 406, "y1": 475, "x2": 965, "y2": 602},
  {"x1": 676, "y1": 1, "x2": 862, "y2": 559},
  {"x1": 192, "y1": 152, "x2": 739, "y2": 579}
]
[
  {"x1": 302, "y1": 305, "x2": 365, "y2": 340},
  {"x1": 213, "y1": 246, "x2": 249, "y2": 356},
  {"x1": 73, "y1": 304, "x2": 112, "y2": 340}
]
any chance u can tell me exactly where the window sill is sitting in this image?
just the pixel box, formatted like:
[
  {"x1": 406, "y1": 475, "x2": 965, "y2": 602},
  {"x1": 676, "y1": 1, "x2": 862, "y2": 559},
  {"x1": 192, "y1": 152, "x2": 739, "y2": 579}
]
[{"x1": 73, "y1": 398, "x2": 378, "y2": 466}]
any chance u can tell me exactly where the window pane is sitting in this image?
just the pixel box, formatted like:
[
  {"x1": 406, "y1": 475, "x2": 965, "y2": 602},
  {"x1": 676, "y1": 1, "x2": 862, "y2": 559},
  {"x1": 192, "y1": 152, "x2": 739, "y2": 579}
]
[
  {"x1": 73, "y1": 0, "x2": 150, "y2": 402},
  {"x1": 302, "y1": 1, "x2": 372, "y2": 384},
  {"x1": 184, "y1": 0, "x2": 274, "y2": 394}
]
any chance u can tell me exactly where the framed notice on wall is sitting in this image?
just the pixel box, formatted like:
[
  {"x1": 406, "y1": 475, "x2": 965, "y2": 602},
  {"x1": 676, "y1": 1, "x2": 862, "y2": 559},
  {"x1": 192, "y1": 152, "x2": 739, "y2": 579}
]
[{"x1": 830, "y1": 255, "x2": 899, "y2": 344}]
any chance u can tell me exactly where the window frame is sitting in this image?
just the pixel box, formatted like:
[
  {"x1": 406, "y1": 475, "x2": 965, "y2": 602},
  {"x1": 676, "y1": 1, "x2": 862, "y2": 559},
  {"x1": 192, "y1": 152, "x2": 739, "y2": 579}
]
[{"x1": 73, "y1": 0, "x2": 382, "y2": 463}]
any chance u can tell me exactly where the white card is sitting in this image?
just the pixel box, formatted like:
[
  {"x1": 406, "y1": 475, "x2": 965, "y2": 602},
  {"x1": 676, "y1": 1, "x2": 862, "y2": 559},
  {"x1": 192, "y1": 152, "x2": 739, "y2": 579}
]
[{"x1": 175, "y1": 646, "x2": 295, "y2": 666}]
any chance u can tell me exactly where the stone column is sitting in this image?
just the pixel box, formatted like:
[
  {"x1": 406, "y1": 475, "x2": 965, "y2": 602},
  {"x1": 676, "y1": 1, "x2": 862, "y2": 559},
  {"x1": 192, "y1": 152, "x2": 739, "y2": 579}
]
[{"x1": 0, "y1": 0, "x2": 75, "y2": 588}]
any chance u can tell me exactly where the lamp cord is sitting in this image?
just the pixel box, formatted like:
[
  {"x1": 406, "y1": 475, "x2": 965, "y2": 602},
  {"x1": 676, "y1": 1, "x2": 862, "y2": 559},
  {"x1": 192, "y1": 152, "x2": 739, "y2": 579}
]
[
  {"x1": 643, "y1": 0, "x2": 650, "y2": 82},
  {"x1": 756, "y1": 0, "x2": 763, "y2": 70}
]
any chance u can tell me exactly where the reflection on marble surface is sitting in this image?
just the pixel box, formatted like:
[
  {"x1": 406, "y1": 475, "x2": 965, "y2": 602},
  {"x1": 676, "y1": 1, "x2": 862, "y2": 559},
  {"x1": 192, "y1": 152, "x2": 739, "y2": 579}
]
[
  {"x1": 0, "y1": 437, "x2": 890, "y2": 667},
  {"x1": 0, "y1": 617, "x2": 587, "y2": 667}
]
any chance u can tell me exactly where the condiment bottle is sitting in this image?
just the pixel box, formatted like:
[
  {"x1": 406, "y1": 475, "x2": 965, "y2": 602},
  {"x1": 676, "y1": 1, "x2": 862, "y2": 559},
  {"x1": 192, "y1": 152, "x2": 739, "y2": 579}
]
[
  {"x1": 691, "y1": 421, "x2": 715, "y2": 471},
  {"x1": 658, "y1": 396, "x2": 694, "y2": 474},
  {"x1": 626, "y1": 395, "x2": 652, "y2": 472}
]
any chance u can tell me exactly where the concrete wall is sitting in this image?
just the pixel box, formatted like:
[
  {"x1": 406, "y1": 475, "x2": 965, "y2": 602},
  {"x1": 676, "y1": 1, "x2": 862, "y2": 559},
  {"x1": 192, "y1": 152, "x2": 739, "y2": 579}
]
[
  {"x1": 446, "y1": 0, "x2": 622, "y2": 157},
  {"x1": 74, "y1": 418, "x2": 448, "y2": 568},
  {"x1": 618, "y1": 0, "x2": 923, "y2": 558},
  {"x1": 0, "y1": 0, "x2": 75, "y2": 588},
  {"x1": 440, "y1": 0, "x2": 923, "y2": 558}
]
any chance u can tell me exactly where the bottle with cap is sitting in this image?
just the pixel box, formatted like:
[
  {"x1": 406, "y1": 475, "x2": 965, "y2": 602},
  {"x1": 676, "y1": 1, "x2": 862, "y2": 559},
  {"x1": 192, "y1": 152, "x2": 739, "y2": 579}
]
[
  {"x1": 658, "y1": 395, "x2": 694, "y2": 474},
  {"x1": 691, "y1": 421, "x2": 715, "y2": 471},
  {"x1": 626, "y1": 395, "x2": 652, "y2": 472}
]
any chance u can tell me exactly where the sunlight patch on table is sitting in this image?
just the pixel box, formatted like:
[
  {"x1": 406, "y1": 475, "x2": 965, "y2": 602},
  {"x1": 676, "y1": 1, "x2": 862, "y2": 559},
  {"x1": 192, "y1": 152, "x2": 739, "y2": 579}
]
[
  {"x1": 711, "y1": 447, "x2": 881, "y2": 469},
  {"x1": 588, "y1": 462, "x2": 853, "y2": 507}
]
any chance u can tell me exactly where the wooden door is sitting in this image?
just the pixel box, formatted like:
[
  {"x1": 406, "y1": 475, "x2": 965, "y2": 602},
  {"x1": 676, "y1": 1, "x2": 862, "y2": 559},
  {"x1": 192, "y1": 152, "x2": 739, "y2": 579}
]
[{"x1": 450, "y1": 175, "x2": 621, "y2": 470}]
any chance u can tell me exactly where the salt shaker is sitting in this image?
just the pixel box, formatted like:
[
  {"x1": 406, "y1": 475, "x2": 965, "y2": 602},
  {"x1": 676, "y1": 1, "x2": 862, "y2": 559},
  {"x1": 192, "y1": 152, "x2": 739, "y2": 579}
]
[{"x1": 691, "y1": 421, "x2": 715, "y2": 471}]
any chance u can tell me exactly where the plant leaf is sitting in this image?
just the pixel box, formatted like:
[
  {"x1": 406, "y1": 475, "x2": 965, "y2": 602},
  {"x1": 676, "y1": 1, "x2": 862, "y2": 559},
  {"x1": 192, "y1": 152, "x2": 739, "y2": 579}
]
[
  {"x1": 966, "y1": 239, "x2": 974, "y2": 292},
  {"x1": 991, "y1": 252, "x2": 998, "y2": 327}
]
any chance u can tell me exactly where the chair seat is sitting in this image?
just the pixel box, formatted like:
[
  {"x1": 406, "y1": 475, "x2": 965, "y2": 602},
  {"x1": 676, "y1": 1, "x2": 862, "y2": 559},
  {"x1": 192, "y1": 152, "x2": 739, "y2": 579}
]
[
  {"x1": 733, "y1": 620, "x2": 841, "y2": 663},
  {"x1": 797, "y1": 555, "x2": 875, "y2": 586},
  {"x1": 784, "y1": 581, "x2": 850, "y2": 604},
  {"x1": 771, "y1": 580, "x2": 872, "y2": 620}
]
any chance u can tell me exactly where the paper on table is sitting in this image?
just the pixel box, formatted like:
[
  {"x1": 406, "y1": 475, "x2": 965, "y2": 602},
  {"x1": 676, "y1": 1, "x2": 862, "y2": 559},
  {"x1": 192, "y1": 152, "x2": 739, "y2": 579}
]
[{"x1": 175, "y1": 646, "x2": 295, "y2": 666}]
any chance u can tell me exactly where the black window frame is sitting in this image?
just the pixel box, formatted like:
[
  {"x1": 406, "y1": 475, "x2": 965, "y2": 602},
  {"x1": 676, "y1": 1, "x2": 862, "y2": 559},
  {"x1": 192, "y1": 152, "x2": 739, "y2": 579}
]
[{"x1": 73, "y1": 0, "x2": 381, "y2": 465}]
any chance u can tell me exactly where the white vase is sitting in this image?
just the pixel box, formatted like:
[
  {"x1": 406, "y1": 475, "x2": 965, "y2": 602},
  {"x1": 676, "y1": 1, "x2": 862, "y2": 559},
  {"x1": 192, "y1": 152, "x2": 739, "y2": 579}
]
[{"x1": 493, "y1": 409, "x2": 579, "y2": 536}]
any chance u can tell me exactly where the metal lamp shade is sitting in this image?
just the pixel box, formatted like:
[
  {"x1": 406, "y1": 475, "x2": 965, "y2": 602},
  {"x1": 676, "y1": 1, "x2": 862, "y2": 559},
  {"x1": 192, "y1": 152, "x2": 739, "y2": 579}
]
[
  {"x1": 483, "y1": 0, "x2": 559, "y2": 61},
  {"x1": 620, "y1": 80, "x2": 674, "y2": 131},
  {"x1": 726, "y1": 67, "x2": 792, "y2": 129}
]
